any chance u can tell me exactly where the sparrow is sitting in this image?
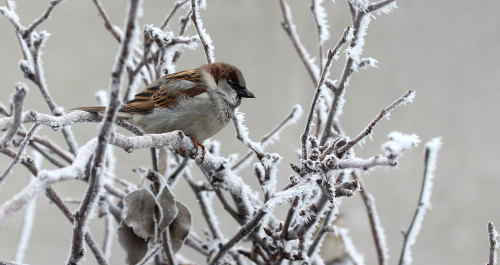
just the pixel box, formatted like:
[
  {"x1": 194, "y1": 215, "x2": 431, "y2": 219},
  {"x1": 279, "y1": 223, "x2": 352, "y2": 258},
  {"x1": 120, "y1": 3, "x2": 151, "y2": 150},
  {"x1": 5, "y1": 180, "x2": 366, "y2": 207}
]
[{"x1": 74, "y1": 62, "x2": 255, "y2": 146}]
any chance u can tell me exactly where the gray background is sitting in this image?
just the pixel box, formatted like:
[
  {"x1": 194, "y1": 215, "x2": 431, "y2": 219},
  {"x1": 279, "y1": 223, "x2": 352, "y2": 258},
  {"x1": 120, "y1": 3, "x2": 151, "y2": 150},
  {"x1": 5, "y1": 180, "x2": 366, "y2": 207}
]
[{"x1": 1, "y1": 0, "x2": 499, "y2": 264}]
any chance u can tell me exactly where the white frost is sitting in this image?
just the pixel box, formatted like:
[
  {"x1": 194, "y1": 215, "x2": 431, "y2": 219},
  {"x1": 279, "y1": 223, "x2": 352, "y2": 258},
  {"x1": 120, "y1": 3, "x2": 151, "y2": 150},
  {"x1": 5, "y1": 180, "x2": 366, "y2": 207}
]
[
  {"x1": 381, "y1": 132, "x2": 420, "y2": 158},
  {"x1": 400, "y1": 137, "x2": 442, "y2": 265},
  {"x1": 313, "y1": 0, "x2": 330, "y2": 45}
]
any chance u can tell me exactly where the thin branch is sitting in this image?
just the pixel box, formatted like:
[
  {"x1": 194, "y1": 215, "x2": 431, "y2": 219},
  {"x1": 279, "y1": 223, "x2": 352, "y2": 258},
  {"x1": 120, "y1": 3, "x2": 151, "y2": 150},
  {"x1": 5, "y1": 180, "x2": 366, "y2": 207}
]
[
  {"x1": 45, "y1": 187, "x2": 109, "y2": 265},
  {"x1": 307, "y1": 207, "x2": 336, "y2": 258},
  {"x1": 13, "y1": 154, "x2": 39, "y2": 263},
  {"x1": 231, "y1": 105, "x2": 302, "y2": 171},
  {"x1": 162, "y1": 229, "x2": 178, "y2": 265},
  {"x1": 0, "y1": 110, "x2": 142, "y2": 136},
  {"x1": 0, "y1": 124, "x2": 41, "y2": 187},
  {"x1": 66, "y1": 0, "x2": 141, "y2": 263},
  {"x1": 184, "y1": 170, "x2": 224, "y2": 240},
  {"x1": 190, "y1": 0, "x2": 214, "y2": 63},
  {"x1": 208, "y1": 210, "x2": 267, "y2": 265},
  {"x1": 280, "y1": 196, "x2": 300, "y2": 240},
  {"x1": 0, "y1": 84, "x2": 27, "y2": 149},
  {"x1": 301, "y1": 29, "x2": 349, "y2": 161},
  {"x1": 91, "y1": 0, "x2": 122, "y2": 42},
  {"x1": 23, "y1": 0, "x2": 64, "y2": 37},
  {"x1": 21, "y1": 132, "x2": 75, "y2": 163},
  {"x1": 278, "y1": 0, "x2": 320, "y2": 86},
  {"x1": 0, "y1": 148, "x2": 38, "y2": 177},
  {"x1": 320, "y1": 12, "x2": 365, "y2": 145},
  {"x1": 353, "y1": 172, "x2": 388, "y2": 265},
  {"x1": 167, "y1": 157, "x2": 188, "y2": 185},
  {"x1": 488, "y1": 221, "x2": 498, "y2": 265},
  {"x1": 398, "y1": 138, "x2": 442, "y2": 265},
  {"x1": 367, "y1": 0, "x2": 397, "y2": 13},
  {"x1": 336, "y1": 90, "x2": 415, "y2": 158},
  {"x1": 160, "y1": 0, "x2": 189, "y2": 29}
]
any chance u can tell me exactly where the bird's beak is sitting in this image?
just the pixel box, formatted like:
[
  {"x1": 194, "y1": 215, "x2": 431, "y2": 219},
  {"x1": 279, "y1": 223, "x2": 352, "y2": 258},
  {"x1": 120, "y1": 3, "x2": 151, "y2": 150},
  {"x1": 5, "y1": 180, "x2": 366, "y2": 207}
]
[{"x1": 237, "y1": 87, "x2": 255, "y2": 98}]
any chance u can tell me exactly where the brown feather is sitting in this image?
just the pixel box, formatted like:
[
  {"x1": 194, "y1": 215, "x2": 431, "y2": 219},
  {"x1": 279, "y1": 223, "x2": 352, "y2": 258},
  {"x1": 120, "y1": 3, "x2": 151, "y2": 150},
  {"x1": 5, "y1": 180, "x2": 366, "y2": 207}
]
[{"x1": 119, "y1": 69, "x2": 206, "y2": 114}]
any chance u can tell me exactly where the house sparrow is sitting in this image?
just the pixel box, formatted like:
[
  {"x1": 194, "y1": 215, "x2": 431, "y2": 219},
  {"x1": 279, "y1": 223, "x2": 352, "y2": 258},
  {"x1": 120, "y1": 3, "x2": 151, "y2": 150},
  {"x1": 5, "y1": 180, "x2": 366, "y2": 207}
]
[{"x1": 74, "y1": 62, "x2": 255, "y2": 144}]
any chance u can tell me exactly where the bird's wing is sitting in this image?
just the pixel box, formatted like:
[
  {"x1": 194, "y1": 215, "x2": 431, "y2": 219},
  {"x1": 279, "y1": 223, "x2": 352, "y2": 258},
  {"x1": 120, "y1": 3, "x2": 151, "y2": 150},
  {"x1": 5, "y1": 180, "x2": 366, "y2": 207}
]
[{"x1": 121, "y1": 69, "x2": 206, "y2": 114}]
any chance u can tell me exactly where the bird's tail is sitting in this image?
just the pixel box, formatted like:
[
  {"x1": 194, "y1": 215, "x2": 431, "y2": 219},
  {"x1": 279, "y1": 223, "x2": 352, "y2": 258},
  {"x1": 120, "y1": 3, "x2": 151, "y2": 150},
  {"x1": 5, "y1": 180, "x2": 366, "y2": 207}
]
[{"x1": 72, "y1": 106, "x2": 106, "y2": 113}]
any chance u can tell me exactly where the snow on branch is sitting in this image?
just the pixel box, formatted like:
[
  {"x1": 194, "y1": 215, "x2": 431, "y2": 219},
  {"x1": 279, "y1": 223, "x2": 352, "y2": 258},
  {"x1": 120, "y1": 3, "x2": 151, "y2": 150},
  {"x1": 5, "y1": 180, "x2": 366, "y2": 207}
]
[{"x1": 398, "y1": 137, "x2": 442, "y2": 265}]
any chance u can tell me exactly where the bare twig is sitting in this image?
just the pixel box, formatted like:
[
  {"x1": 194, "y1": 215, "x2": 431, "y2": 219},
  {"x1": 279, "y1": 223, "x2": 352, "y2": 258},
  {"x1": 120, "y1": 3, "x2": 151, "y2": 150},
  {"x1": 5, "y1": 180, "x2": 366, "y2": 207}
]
[
  {"x1": 398, "y1": 138, "x2": 442, "y2": 265},
  {"x1": 190, "y1": 0, "x2": 214, "y2": 63},
  {"x1": 488, "y1": 221, "x2": 498, "y2": 265},
  {"x1": 0, "y1": 84, "x2": 27, "y2": 150}
]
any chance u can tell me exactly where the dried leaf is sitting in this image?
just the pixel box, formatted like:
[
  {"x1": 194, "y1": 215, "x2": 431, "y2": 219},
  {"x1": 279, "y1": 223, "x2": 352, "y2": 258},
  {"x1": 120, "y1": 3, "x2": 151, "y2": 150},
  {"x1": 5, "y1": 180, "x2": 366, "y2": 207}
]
[
  {"x1": 123, "y1": 189, "x2": 156, "y2": 240},
  {"x1": 156, "y1": 185, "x2": 178, "y2": 232},
  {"x1": 117, "y1": 222, "x2": 148, "y2": 265},
  {"x1": 169, "y1": 201, "x2": 192, "y2": 253}
]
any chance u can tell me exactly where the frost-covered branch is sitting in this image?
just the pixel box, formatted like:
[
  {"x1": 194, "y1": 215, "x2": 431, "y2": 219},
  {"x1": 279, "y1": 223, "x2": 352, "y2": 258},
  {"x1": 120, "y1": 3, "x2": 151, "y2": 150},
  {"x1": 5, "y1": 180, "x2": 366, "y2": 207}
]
[
  {"x1": 0, "y1": 84, "x2": 27, "y2": 150},
  {"x1": 302, "y1": 29, "x2": 349, "y2": 161},
  {"x1": 488, "y1": 221, "x2": 499, "y2": 265},
  {"x1": 336, "y1": 90, "x2": 415, "y2": 157},
  {"x1": 231, "y1": 104, "x2": 302, "y2": 171},
  {"x1": 0, "y1": 110, "x2": 142, "y2": 136},
  {"x1": 190, "y1": 0, "x2": 214, "y2": 63},
  {"x1": 67, "y1": 1, "x2": 141, "y2": 263},
  {"x1": 0, "y1": 0, "x2": 78, "y2": 154},
  {"x1": 398, "y1": 138, "x2": 442, "y2": 265}
]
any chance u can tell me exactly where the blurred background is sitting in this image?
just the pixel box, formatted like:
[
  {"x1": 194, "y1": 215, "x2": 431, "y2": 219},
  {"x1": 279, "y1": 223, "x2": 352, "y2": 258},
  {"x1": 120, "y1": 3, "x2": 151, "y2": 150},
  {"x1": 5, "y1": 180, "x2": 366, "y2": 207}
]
[{"x1": 1, "y1": 0, "x2": 499, "y2": 264}]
